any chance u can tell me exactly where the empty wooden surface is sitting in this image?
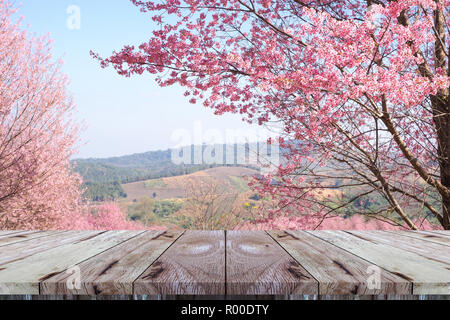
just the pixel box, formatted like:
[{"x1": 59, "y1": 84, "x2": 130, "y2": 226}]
[
  {"x1": 270, "y1": 231, "x2": 411, "y2": 295},
  {"x1": 0, "y1": 231, "x2": 65, "y2": 247},
  {"x1": 0, "y1": 230, "x2": 448, "y2": 295},
  {"x1": 383, "y1": 230, "x2": 450, "y2": 247},
  {"x1": 134, "y1": 231, "x2": 225, "y2": 295},
  {"x1": 425, "y1": 230, "x2": 450, "y2": 237},
  {"x1": 309, "y1": 231, "x2": 450, "y2": 294},
  {"x1": 0, "y1": 231, "x2": 143, "y2": 294},
  {"x1": 0, "y1": 231, "x2": 105, "y2": 266},
  {"x1": 0, "y1": 231, "x2": 29, "y2": 237},
  {"x1": 227, "y1": 231, "x2": 317, "y2": 295},
  {"x1": 347, "y1": 231, "x2": 450, "y2": 264},
  {"x1": 41, "y1": 231, "x2": 183, "y2": 295}
]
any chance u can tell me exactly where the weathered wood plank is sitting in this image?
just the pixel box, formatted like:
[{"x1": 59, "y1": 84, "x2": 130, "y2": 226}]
[
  {"x1": 41, "y1": 231, "x2": 183, "y2": 295},
  {"x1": 308, "y1": 231, "x2": 450, "y2": 295},
  {"x1": 270, "y1": 231, "x2": 411, "y2": 295},
  {"x1": 227, "y1": 231, "x2": 318, "y2": 295},
  {"x1": 383, "y1": 230, "x2": 450, "y2": 247},
  {"x1": 134, "y1": 231, "x2": 225, "y2": 295},
  {"x1": 0, "y1": 231, "x2": 104, "y2": 265},
  {"x1": 424, "y1": 230, "x2": 450, "y2": 237},
  {"x1": 0, "y1": 230, "x2": 448, "y2": 297},
  {"x1": 0, "y1": 231, "x2": 26, "y2": 236},
  {"x1": 0, "y1": 231, "x2": 39, "y2": 241},
  {"x1": 0, "y1": 231, "x2": 63, "y2": 247},
  {"x1": 0, "y1": 231, "x2": 144, "y2": 295},
  {"x1": 347, "y1": 231, "x2": 450, "y2": 264}
]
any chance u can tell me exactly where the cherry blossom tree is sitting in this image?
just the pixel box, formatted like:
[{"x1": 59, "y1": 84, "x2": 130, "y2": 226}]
[
  {"x1": 94, "y1": 0, "x2": 450, "y2": 230},
  {"x1": 0, "y1": 1, "x2": 87, "y2": 229},
  {"x1": 0, "y1": 1, "x2": 165, "y2": 231},
  {"x1": 64, "y1": 203, "x2": 160, "y2": 231},
  {"x1": 237, "y1": 214, "x2": 438, "y2": 231}
]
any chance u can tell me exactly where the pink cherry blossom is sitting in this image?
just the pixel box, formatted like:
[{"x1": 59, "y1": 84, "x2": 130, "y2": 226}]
[
  {"x1": 95, "y1": 0, "x2": 450, "y2": 230},
  {"x1": 0, "y1": 2, "x2": 154, "y2": 231}
]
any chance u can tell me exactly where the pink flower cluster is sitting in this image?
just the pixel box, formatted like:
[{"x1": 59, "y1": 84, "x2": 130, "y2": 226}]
[
  {"x1": 59, "y1": 203, "x2": 165, "y2": 231},
  {"x1": 238, "y1": 215, "x2": 438, "y2": 231},
  {"x1": 0, "y1": 2, "x2": 155, "y2": 231},
  {"x1": 92, "y1": 0, "x2": 449, "y2": 230}
]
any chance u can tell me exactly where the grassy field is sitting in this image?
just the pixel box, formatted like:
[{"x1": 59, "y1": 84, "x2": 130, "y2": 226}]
[
  {"x1": 122, "y1": 167, "x2": 257, "y2": 201},
  {"x1": 118, "y1": 164, "x2": 441, "y2": 229},
  {"x1": 120, "y1": 167, "x2": 261, "y2": 229}
]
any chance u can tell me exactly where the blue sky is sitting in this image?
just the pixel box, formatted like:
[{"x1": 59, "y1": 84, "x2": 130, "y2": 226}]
[{"x1": 18, "y1": 0, "x2": 264, "y2": 159}]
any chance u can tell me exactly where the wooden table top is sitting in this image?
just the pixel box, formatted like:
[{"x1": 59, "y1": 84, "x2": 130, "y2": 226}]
[{"x1": 0, "y1": 230, "x2": 448, "y2": 296}]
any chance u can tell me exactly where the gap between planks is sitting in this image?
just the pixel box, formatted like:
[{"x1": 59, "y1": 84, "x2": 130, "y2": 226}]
[
  {"x1": 295, "y1": 231, "x2": 415, "y2": 295},
  {"x1": 0, "y1": 231, "x2": 146, "y2": 295},
  {"x1": 267, "y1": 231, "x2": 411, "y2": 295},
  {"x1": 0, "y1": 231, "x2": 448, "y2": 296},
  {"x1": 0, "y1": 231, "x2": 67, "y2": 248},
  {"x1": 134, "y1": 231, "x2": 226, "y2": 295},
  {"x1": 38, "y1": 231, "x2": 149, "y2": 295},
  {"x1": 41, "y1": 230, "x2": 184, "y2": 295},
  {"x1": 382, "y1": 230, "x2": 450, "y2": 247},
  {"x1": 227, "y1": 231, "x2": 318, "y2": 295},
  {"x1": 306, "y1": 231, "x2": 450, "y2": 295},
  {"x1": 131, "y1": 230, "x2": 186, "y2": 294}
]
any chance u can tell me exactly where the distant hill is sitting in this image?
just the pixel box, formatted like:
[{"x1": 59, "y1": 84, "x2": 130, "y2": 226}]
[
  {"x1": 121, "y1": 166, "x2": 261, "y2": 229},
  {"x1": 123, "y1": 166, "x2": 258, "y2": 201},
  {"x1": 73, "y1": 147, "x2": 260, "y2": 201}
]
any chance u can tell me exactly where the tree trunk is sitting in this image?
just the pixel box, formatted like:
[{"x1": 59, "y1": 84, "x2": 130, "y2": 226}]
[
  {"x1": 432, "y1": 7, "x2": 450, "y2": 230},
  {"x1": 443, "y1": 194, "x2": 450, "y2": 230},
  {"x1": 432, "y1": 96, "x2": 450, "y2": 230},
  {"x1": 441, "y1": 132, "x2": 450, "y2": 230}
]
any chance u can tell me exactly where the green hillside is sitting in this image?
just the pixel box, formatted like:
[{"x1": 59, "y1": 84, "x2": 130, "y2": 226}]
[{"x1": 73, "y1": 147, "x2": 257, "y2": 202}]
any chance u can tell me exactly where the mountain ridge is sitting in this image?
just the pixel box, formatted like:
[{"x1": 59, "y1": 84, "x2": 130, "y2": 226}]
[{"x1": 73, "y1": 144, "x2": 262, "y2": 201}]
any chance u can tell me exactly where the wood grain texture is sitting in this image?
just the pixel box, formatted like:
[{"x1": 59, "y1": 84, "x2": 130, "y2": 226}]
[
  {"x1": 0, "y1": 231, "x2": 38, "y2": 242},
  {"x1": 0, "y1": 231, "x2": 104, "y2": 265},
  {"x1": 309, "y1": 231, "x2": 450, "y2": 295},
  {"x1": 41, "y1": 231, "x2": 183, "y2": 295},
  {"x1": 0, "y1": 231, "x2": 448, "y2": 296},
  {"x1": 134, "y1": 231, "x2": 225, "y2": 295},
  {"x1": 383, "y1": 230, "x2": 450, "y2": 247},
  {"x1": 0, "y1": 231, "x2": 143, "y2": 295},
  {"x1": 347, "y1": 231, "x2": 450, "y2": 264},
  {"x1": 423, "y1": 231, "x2": 450, "y2": 237},
  {"x1": 227, "y1": 231, "x2": 318, "y2": 295},
  {"x1": 0, "y1": 231, "x2": 63, "y2": 247},
  {"x1": 270, "y1": 231, "x2": 411, "y2": 295},
  {"x1": 0, "y1": 231, "x2": 26, "y2": 236}
]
